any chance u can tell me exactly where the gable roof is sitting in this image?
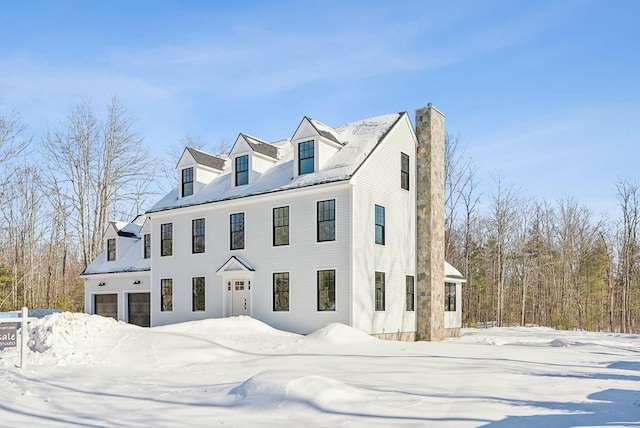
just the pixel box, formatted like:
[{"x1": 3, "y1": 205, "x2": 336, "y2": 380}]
[
  {"x1": 148, "y1": 112, "x2": 405, "y2": 214},
  {"x1": 241, "y1": 134, "x2": 279, "y2": 159},
  {"x1": 307, "y1": 117, "x2": 343, "y2": 145},
  {"x1": 185, "y1": 147, "x2": 226, "y2": 170}
]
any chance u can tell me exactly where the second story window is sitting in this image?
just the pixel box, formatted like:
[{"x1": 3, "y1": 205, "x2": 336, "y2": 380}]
[
  {"x1": 107, "y1": 238, "x2": 116, "y2": 261},
  {"x1": 273, "y1": 206, "x2": 289, "y2": 246},
  {"x1": 192, "y1": 218, "x2": 205, "y2": 253},
  {"x1": 299, "y1": 140, "x2": 314, "y2": 175},
  {"x1": 401, "y1": 153, "x2": 410, "y2": 191},
  {"x1": 230, "y1": 213, "x2": 245, "y2": 250},
  {"x1": 182, "y1": 167, "x2": 194, "y2": 197},
  {"x1": 161, "y1": 223, "x2": 172, "y2": 257},
  {"x1": 375, "y1": 204, "x2": 385, "y2": 245},
  {"x1": 317, "y1": 199, "x2": 335, "y2": 242},
  {"x1": 235, "y1": 155, "x2": 248, "y2": 186},
  {"x1": 143, "y1": 234, "x2": 151, "y2": 259}
]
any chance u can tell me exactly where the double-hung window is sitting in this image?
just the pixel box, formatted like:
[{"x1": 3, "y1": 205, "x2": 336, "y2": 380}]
[
  {"x1": 375, "y1": 205, "x2": 385, "y2": 245},
  {"x1": 235, "y1": 155, "x2": 248, "y2": 186},
  {"x1": 375, "y1": 271, "x2": 385, "y2": 311},
  {"x1": 401, "y1": 153, "x2": 410, "y2": 191},
  {"x1": 161, "y1": 223, "x2": 173, "y2": 256},
  {"x1": 161, "y1": 278, "x2": 173, "y2": 311},
  {"x1": 317, "y1": 269, "x2": 335, "y2": 311},
  {"x1": 299, "y1": 140, "x2": 314, "y2": 175},
  {"x1": 107, "y1": 238, "x2": 116, "y2": 261},
  {"x1": 273, "y1": 206, "x2": 289, "y2": 246},
  {"x1": 445, "y1": 282, "x2": 456, "y2": 311},
  {"x1": 273, "y1": 272, "x2": 289, "y2": 311},
  {"x1": 143, "y1": 234, "x2": 151, "y2": 259},
  {"x1": 406, "y1": 276, "x2": 415, "y2": 311},
  {"x1": 192, "y1": 218, "x2": 205, "y2": 253},
  {"x1": 230, "y1": 213, "x2": 245, "y2": 250},
  {"x1": 317, "y1": 199, "x2": 335, "y2": 242},
  {"x1": 192, "y1": 277, "x2": 205, "y2": 312},
  {"x1": 182, "y1": 167, "x2": 194, "y2": 197}
]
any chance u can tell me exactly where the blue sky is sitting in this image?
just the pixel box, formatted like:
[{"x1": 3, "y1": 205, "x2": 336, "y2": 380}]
[{"x1": 0, "y1": 0, "x2": 638, "y2": 216}]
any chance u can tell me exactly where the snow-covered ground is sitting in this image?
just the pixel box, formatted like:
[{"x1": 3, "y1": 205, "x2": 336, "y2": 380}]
[{"x1": 1, "y1": 313, "x2": 639, "y2": 427}]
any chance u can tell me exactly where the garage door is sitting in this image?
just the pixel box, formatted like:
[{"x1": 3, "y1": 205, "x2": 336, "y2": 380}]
[
  {"x1": 94, "y1": 294, "x2": 118, "y2": 320},
  {"x1": 128, "y1": 293, "x2": 150, "y2": 327}
]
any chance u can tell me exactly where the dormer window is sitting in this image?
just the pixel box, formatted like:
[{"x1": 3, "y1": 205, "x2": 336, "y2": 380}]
[
  {"x1": 235, "y1": 155, "x2": 249, "y2": 186},
  {"x1": 182, "y1": 167, "x2": 193, "y2": 197},
  {"x1": 299, "y1": 140, "x2": 314, "y2": 175},
  {"x1": 107, "y1": 238, "x2": 116, "y2": 261}
]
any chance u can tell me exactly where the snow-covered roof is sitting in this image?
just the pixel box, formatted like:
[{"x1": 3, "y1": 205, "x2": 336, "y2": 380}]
[
  {"x1": 148, "y1": 112, "x2": 403, "y2": 214},
  {"x1": 445, "y1": 261, "x2": 466, "y2": 282},
  {"x1": 82, "y1": 215, "x2": 150, "y2": 276}
]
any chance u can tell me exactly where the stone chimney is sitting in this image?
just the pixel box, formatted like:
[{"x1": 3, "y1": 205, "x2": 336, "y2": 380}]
[{"x1": 415, "y1": 104, "x2": 445, "y2": 341}]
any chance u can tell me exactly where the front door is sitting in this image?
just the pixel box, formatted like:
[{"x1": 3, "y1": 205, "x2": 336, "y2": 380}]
[{"x1": 232, "y1": 280, "x2": 248, "y2": 315}]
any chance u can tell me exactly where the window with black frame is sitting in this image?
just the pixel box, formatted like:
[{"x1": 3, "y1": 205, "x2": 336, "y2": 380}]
[
  {"x1": 192, "y1": 218, "x2": 205, "y2": 253},
  {"x1": 445, "y1": 282, "x2": 456, "y2": 311},
  {"x1": 230, "y1": 213, "x2": 245, "y2": 250},
  {"x1": 317, "y1": 199, "x2": 335, "y2": 242},
  {"x1": 235, "y1": 155, "x2": 248, "y2": 186}
]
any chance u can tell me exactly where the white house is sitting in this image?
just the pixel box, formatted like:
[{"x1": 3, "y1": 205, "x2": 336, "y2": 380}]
[{"x1": 82, "y1": 105, "x2": 464, "y2": 340}]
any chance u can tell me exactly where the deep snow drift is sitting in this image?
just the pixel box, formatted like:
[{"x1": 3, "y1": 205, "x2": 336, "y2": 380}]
[{"x1": 1, "y1": 312, "x2": 639, "y2": 427}]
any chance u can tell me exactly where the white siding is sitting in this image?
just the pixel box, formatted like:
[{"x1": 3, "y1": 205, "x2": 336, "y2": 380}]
[
  {"x1": 350, "y1": 115, "x2": 417, "y2": 335},
  {"x1": 83, "y1": 272, "x2": 150, "y2": 322},
  {"x1": 149, "y1": 183, "x2": 352, "y2": 334}
]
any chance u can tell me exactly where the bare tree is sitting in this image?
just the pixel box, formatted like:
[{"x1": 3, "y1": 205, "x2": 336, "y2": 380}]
[{"x1": 43, "y1": 97, "x2": 152, "y2": 268}]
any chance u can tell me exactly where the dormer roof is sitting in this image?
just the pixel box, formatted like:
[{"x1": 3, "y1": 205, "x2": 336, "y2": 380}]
[
  {"x1": 306, "y1": 117, "x2": 343, "y2": 145},
  {"x1": 181, "y1": 147, "x2": 226, "y2": 170},
  {"x1": 238, "y1": 134, "x2": 278, "y2": 159},
  {"x1": 148, "y1": 112, "x2": 404, "y2": 214}
]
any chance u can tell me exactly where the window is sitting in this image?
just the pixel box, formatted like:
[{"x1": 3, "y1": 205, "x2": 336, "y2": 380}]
[
  {"x1": 317, "y1": 199, "x2": 335, "y2": 242},
  {"x1": 161, "y1": 223, "x2": 172, "y2": 256},
  {"x1": 401, "y1": 152, "x2": 410, "y2": 191},
  {"x1": 445, "y1": 282, "x2": 456, "y2": 311},
  {"x1": 230, "y1": 213, "x2": 245, "y2": 250},
  {"x1": 107, "y1": 238, "x2": 116, "y2": 261},
  {"x1": 273, "y1": 206, "x2": 289, "y2": 246},
  {"x1": 143, "y1": 234, "x2": 151, "y2": 259},
  {"x1": 299, "y1": 140, "x2": 314, "y2": 175},
  {"x1": 375, "y1": 205, "x2": 385, "y2": 245},
  {"x1": 192, "y1": 277, "x2": 205, "y2": 312},
  {"x1": 317, "y1": 269, "x2": 335, "y2": 311},
  {"x1": 161, "y1": 278, "x2": 173, "y2": 311},
  {"x1": 192, "y1": 218, "x2": 205, "y2": 253},
  {"x1": 406, "y1": 276, "x2": 415, "y2": 311},
  {"x1": 273, "y1": 272, "x2": 289, "y2": 311},
  {"x1": 375, "y1": 271, "x2": 385, "y2": 311},
  {"x1": 182, "y1": 167, "x2": 194, "y2": 197},
  {"x1": 235, "y1": 155, "x2": 248, "y2": 186}
]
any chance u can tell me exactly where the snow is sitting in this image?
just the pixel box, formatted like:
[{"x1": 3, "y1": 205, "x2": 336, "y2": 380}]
[
  {"x1": 148, "y1": 113, "x2": 402, "y2": 213},
  {"x1": 1, "y1": 313, "x2": 639, "y2": 427}
]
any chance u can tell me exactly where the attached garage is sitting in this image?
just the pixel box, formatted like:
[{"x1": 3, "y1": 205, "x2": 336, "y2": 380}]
[
  {"x1": 128, "y1": 292, "x2": 150, "y2": 327},
  {"x1": 94, "y1": 294, "x2": 118, "y2": 320}
]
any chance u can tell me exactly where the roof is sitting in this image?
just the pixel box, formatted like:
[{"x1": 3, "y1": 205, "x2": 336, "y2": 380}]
[
  {"x1": 241, "y1": 134, "x2": 279, "y2": 159},
  {"x1": 83, "y1": 216, "x2": 149, "y2": 276},
  {"x1": 148, "y1": 112, "x2": 404, "y2": 214},
  {"x1": 186, "y1": 147, "x2": 226, "y2": 170},
  {"x1": 445, "y1": 261, "x2": 466, "y2": 282},
  {"x1": 307, "y1": 117, "x2": 343, "y2": 145}
]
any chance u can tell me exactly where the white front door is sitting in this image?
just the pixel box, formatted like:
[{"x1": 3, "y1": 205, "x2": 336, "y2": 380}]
[{"x1": 232, "y1": 280, "x2": 248, "y2": 315}]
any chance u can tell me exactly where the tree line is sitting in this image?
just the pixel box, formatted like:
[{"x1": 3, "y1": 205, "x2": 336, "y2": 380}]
[
  {"x1": 445, "y1": 136, "x2": 640, "y2": 333},
  {"x1": 0, "y1": 99, "x2": 637, "y2": 333}
]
